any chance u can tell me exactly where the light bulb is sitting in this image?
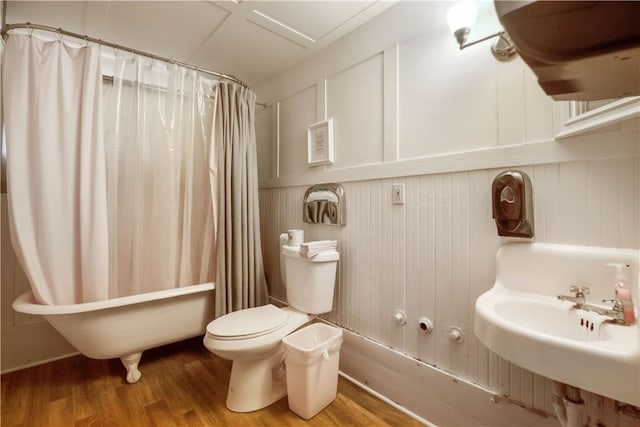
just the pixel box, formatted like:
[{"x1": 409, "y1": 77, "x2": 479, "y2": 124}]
[{"x1": 446, "y1": 1, "x2": 478, "y2": 33}]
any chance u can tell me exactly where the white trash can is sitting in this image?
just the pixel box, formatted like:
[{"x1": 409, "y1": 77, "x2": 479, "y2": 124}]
[{"x1": 282, "y1": 323, "x2": 343, "y2": 419}]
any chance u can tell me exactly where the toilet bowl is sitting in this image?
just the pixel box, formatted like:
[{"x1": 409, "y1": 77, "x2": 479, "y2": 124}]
[
  {"x1": 204, "y1": 304, "x2": 311, "y2": 412},
  {"x1": 203, "y1": 242, "x2": 339, "y2": 413}
]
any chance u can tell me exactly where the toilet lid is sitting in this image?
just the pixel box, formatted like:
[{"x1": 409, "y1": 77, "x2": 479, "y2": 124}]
[{"x1": 206, "y1": 304, "x2": 289, "y2": 340}]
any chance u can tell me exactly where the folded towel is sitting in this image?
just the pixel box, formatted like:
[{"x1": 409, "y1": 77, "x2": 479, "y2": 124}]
[{"x1": 299, "y1": 240, "x2": 338, "y2": 258}]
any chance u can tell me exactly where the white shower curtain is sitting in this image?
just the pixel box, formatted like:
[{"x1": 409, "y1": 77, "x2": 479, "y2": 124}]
[
  {"x1": 2, "y1": 35, "x2": 109, "y2": 304},
  {"x1": 3, "y1": 35, "x2": 217, "y2": 304},
  {"x1": 4, "y1": 34, "x2": 265, "y2": 309},
  {"x1": 104, "y1": 53, "x2": 216, "y2": 297}
]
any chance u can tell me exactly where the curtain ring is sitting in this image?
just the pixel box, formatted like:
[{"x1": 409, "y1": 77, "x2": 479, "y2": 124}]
[
  {"x1": 83, "y1": 36, "x2": 89, "y2": 48},
  {"x1": 57, "y1": 29, "x2": 63, "y2": 42}
]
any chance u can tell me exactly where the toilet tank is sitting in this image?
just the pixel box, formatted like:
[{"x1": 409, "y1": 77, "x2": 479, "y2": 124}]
[{"x1": 282, "y1": 245, "x2": 339, "y2": 314}]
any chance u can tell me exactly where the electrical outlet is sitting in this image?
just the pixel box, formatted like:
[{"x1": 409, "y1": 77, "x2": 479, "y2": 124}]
[{"x1": 392, "y1": 183, "x2": 405, "y2": 205}]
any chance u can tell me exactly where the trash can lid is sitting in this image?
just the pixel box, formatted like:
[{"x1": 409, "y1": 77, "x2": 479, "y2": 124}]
[
  {"x1": 282, "y1": 323, "x2": 343, "y2": 351},
  {"x1": 206, "y1": 304, "x2": 289, "y2": 340}
]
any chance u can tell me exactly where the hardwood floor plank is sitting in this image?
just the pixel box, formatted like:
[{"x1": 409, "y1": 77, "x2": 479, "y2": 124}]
[
  {"x1": 22, "y1": 365, "x2": 53, "y2": 427},
  {"x1": 74, "y1": 414, "x2": 100, "y2": 427},
  {"x1": 47, "y1": 398, "x2": 73, "y2": 427},
  {"x1": 115, "y1": 382, "x2": 157, "y2": 426},
  {"x1": 94, "y1": 383, "x2": 127, "y2": 426},
  {"x1": 71, "y1": 365, "x2": 105, "y2": 422},
  {"x1": 145, "y1": 400, "x2": 180, "y2": 427},
  {"x1": 1, "y1": 370, "x2": 28, "y2": 426},
  {"x1": 176, "y1": 409, "x2": 206, "y2": 427},
  {"x1": 1, "y1": 338, "x2": 423, "y2": 426}
]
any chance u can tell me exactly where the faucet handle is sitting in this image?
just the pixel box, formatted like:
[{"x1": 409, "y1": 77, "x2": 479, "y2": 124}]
[
  {"x1": 569, "y1": 285, "x2": 590, "y2": 295},
  {"x1": 602, "y1": 298, "x2": 623, "y2": 309}
]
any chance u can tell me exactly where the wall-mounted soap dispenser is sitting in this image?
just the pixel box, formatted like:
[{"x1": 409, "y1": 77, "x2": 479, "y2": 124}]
[{"x1": 491, "y1": 170, "x2": 534, "y2": 238}]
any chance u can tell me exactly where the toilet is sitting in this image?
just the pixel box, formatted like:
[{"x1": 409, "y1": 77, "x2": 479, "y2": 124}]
[{"x1": 203, "y1": 242, "x2": 339, "y2": 412}]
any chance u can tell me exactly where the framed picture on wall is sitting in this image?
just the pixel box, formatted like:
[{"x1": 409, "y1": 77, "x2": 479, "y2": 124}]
[{"x1": 307, "y1": 118, "x2": 334, "y2": 166}]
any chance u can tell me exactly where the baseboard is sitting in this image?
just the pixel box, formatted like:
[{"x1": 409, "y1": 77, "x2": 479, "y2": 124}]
[
  {"x1": 336, "y1": 327, "x2": 559, "y2": 427},
  {"x1": 1, "y1": 351, "x2": 80, "y2": 375},
  {"x1": 339, "y1": 371, "x2": 435, "y2": 426}
]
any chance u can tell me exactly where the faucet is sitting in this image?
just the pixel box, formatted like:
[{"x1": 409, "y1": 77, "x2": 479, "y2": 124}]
[
  {"x1": 557, "y1": 285, "x2": 589, "y2": 305},
  {"x1": 557, "y1": 285, "x2": 635, "y2": 325}
]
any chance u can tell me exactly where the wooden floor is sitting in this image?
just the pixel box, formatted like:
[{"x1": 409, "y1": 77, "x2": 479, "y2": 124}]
[{"x1": 1, "y1": 337, "x2": 424, "y2": 426}]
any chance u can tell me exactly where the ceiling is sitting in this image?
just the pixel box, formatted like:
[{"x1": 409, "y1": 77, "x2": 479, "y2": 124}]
[{"x1": 4, "y1": 0, "x2": 397, "y2": 86}]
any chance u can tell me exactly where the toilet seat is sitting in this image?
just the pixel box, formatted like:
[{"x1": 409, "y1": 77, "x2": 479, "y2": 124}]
[{"x1": 206, "y1": 304, "x2": 288, "y2": 340}]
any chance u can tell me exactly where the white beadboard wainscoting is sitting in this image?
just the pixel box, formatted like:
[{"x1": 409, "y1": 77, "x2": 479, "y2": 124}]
[
  {"x1": 338, "y1": 327, "x2": 558, "y2": 426},
  {"x1": 259, "y1": 155, "x2": 640, "y2": 425}
]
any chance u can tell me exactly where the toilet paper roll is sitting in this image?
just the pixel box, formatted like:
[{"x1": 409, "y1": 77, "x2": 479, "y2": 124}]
[{"x1": 287, "y1": 229, "x2": 304, "y2": 246}]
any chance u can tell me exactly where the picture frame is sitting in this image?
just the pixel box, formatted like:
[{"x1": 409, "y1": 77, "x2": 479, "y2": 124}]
[{"x1": 307, "y1": 118, "x2": 334, "y2": 166}]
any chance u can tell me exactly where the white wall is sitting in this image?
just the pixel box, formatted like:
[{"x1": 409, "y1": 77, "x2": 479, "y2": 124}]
[
  {"x1": 1, "y1": 0, "x2": 77, "y2": 370},
  {"x1": 254, "y1": 1, "x2": 640, "y2": 424},
  {"x1": 1, "y1": 195, "x2": 77, "y2": 371}
]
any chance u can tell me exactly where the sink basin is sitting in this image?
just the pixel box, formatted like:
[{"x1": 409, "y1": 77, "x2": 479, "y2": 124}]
[
  {"x1": 475, "y1": 243, "x2": 639, "y2": 406},
  {"x1": 492, "y1": 292, "x2": 614, "y2": 342}
]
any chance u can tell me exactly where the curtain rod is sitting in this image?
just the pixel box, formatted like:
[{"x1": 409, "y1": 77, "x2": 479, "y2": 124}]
[{"x1": 2, "y1": 22, "x2": 254, "y2": 90}]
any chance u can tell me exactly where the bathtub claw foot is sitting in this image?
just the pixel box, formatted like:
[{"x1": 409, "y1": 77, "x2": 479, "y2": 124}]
[{"x1": 121, "y1": 352, "x2": 143, "y2": 384}]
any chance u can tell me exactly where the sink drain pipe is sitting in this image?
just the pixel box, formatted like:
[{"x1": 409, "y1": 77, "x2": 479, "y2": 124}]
[{"x1": 552, "y1": 381, "x2": 587, "y2": 427}]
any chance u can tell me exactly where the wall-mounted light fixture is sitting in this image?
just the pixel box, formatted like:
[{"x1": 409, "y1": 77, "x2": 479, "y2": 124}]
[{"x1": 446, "y1": 0, "x2": 516, "y2": 61}]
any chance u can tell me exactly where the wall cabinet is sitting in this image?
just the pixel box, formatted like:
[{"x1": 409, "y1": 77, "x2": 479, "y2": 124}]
[{"x1": 555, "y1": 96, "x2": 640, "y2": 139}]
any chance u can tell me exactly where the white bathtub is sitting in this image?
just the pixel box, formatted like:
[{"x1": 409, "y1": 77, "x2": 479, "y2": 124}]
[{"x1": 12, "y1": 282, "x2": 215, "y2": 383}]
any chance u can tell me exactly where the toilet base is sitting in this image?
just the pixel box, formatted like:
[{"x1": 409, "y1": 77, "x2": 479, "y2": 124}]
[{"x1": 226, "y1": 345, "x2": 288, "y2": 412}]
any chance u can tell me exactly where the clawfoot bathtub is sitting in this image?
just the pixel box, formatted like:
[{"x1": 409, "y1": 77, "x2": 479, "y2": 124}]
[{"x1": 12, "y1": 282, "x2": 215, "y2": 383}]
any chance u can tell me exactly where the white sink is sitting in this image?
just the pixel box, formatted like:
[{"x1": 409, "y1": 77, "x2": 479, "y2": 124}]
[
  {"x1": 475, "y1": 243, "x2": 639, "y2": 406},
  {"x1": 492, "y1": 292, "x2": 616, "y2": 341}
]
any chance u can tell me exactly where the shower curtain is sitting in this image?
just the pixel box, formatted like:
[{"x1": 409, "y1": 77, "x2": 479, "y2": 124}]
[
  {"x1": 2, "y1": 35, "x2": 109, "y2": 305},
  {"x1": 2, "y1": 34, "x2": 267, "y2": 308},
  {"x1": 3, "y1": 34, "x2": 266, "y2": 309},
  {"x1": 211, "y1": 83, "x2": 268, "y2": 317},
  {"x1": 103, "y1": 53, "x2": 217, "y2": 298},
  {"x1": 2, "y1": 34, "x2": 267, "y2": 315}
]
